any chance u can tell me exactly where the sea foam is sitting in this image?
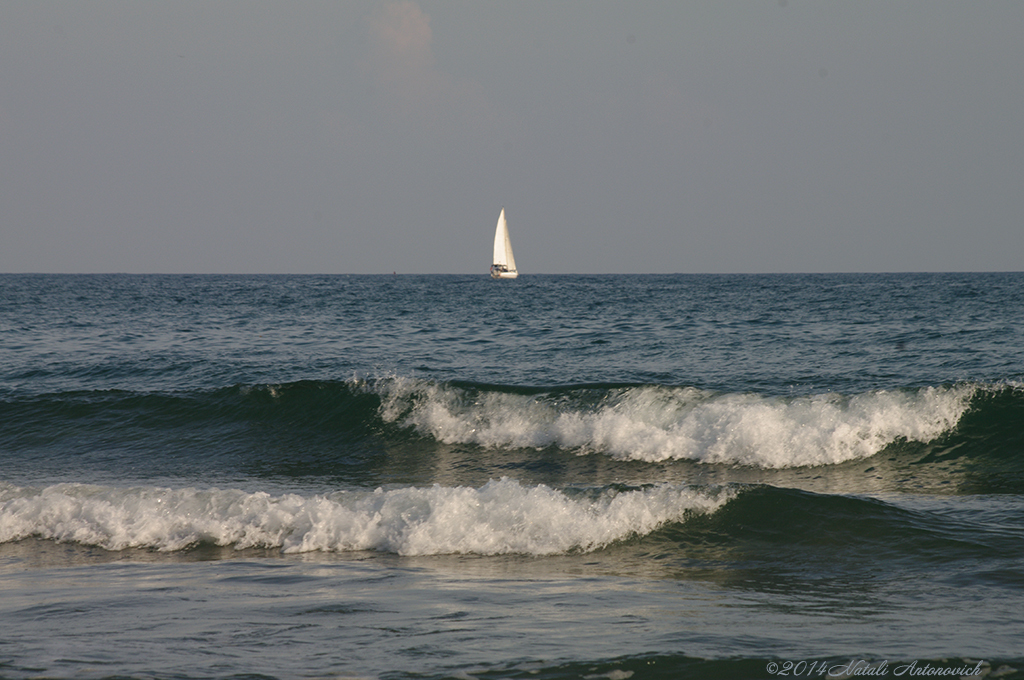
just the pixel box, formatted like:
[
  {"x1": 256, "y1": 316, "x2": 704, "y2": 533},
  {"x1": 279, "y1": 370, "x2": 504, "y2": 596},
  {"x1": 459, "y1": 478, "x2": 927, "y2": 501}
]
[
  {"x1": 377, "y1": 379, "x2": 975, "y2": 468},
  {"x1": 0, "y1": 479, "x2": 731, "y2": 555}
]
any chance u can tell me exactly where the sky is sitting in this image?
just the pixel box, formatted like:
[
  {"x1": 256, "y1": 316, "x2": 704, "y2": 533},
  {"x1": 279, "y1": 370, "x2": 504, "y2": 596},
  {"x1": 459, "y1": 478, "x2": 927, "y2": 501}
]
[{"x1": 1, "y1": 1, "x2": 1022, "y2": 274}]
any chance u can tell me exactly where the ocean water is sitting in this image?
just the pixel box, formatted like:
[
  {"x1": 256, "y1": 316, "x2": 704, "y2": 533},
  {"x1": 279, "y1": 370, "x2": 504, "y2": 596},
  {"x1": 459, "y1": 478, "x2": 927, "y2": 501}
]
[{"x1": 1, "y1": 272, "x2": 1023, "y2": 680}]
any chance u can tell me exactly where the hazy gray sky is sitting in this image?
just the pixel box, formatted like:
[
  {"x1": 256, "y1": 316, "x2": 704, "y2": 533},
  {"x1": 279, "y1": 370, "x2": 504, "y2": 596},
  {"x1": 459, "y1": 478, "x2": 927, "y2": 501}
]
[{"x1": 2, "y1": 1, "x2": 1022, "y2": 274}]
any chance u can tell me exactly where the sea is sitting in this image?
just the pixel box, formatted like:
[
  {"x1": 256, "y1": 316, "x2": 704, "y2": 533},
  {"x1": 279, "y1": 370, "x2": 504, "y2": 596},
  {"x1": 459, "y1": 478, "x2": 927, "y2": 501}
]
[{"x1": 1, "y1": 272, "x2": 1023, "y2": 680}]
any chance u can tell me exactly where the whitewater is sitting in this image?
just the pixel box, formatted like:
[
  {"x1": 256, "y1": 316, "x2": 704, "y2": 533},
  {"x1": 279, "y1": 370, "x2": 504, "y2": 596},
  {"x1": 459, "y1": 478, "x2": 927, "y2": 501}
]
[{"x1": 376, "y1": 378, "x2": 976, "y2": 467}]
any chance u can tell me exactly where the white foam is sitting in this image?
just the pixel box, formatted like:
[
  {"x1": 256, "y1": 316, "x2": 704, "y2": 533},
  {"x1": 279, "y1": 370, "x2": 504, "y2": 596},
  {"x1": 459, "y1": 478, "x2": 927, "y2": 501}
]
[
  {"x1": 377, "y1": 379, "x2": 975, "y2": 468},
  {"x1": 0, "y1": 479, "x2": 732, "y2": 556}
]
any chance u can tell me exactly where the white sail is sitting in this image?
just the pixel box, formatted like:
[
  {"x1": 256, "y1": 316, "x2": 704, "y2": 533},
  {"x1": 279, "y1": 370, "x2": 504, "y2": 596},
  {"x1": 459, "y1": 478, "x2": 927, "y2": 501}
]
[{"x1": 490, "y1": 208, "x2": 518, "y2": 279}]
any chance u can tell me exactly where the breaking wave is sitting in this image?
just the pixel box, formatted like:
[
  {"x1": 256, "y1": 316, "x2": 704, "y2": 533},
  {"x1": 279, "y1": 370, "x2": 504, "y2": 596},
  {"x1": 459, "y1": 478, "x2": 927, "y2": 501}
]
[
  {"x1": 377, "y1": 378, "x2": 977, "y2": 468},
  {"x1": 2, "y1": 377, "x2": 1007, "y2": 473},
  {"x1": 0, "y1": 479, "x2": 733, "y2": 556}
]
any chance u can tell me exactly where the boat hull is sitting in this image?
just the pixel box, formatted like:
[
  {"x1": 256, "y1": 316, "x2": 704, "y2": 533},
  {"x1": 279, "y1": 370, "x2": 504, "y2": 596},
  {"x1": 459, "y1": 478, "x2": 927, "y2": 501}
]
[{"x1": 491, "y1": 270, "x2": 518, "y2": 280}]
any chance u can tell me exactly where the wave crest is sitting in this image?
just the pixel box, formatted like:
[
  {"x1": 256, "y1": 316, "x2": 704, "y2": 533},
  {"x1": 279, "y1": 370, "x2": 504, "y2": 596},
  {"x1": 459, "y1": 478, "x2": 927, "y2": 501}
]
[
  {"x1": 377, "y1": 379, "x2": 975, "y2": 467},
  {"x1": 0, "y1": 479, "x2": 732, "y2": 556}
]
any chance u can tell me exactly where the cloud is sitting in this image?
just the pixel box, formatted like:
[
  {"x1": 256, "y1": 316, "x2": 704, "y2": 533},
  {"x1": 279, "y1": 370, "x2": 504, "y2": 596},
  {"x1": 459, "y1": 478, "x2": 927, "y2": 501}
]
[
  {"x1": 367, "y1": 1, "x2": 439, "y2": 107},
  {"x1": 364, "y1": 1, "x2": 514, "y2": 150},
  {"x1": 370, "y1": 0, "x2": 433, "y2": 63}
]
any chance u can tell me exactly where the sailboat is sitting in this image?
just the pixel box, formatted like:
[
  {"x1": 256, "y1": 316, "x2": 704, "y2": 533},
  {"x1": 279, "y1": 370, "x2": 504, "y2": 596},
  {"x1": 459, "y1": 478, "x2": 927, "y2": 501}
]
[{"x1": 490, "y1": 208, "x2": 518, "y2": 279}]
